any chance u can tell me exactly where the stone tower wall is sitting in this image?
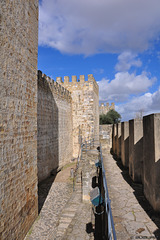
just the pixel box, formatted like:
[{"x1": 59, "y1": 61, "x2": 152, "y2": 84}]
[
  {"x1": 58, "y1": 74, "x2": 99, "y2": 158},
  {"x1": 0, "y1": 0, "x2": 100, "y2": 238},
  {"x1": 0, "y1": 1, "x2": 38, "y2": 239},
  {"x1": 37, "y1": 72, "x2": 73, "y2": 182},
  {"x1": 99, "y1": 102, "x2": 115, "y2": 115}
]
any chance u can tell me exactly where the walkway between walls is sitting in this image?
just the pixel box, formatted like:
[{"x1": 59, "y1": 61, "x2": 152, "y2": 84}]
[
  {"x1": 25, "y1": 157, "x2": 95, "y2": 240},
  {"x1": 25, "y1": 143, "x2": 160, "y2": 240},
  {"x1": 102, "y1": 147, "x2": 160, "y2": 240}
]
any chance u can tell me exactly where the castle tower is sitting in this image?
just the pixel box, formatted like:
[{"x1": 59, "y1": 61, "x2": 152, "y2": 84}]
[
  {"x1": 111, "y1": 102, "x2": 115, "y2": 110},
  {"x1": 58, "y1": 74, "x2": 99, "y2": 157},
  {"x1": 0, "y1": 1, "x2": 38, "y2": 239},
  {"x1": 99, "y1": 102, "x2": 115, "y2": 115}
]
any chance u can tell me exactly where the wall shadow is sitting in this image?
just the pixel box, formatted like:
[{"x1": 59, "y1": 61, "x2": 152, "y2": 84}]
[
  {"x1": 129, "y1": 137, "x2": 143, "y2": 183},
  {"x1": 124, "y1": 136, "x2": 129, "y2": 166},
  {"x1": 134, "y1": 137, "x2": 143, "y2": 183},
  {"x1": 117, "y1": 135, "x2": 121, "y2": 159},
  {"x1": 37, "y1": 75, "x2": 59, "y2": 212},
  {"x1": 112, "y1": 154, "x2": 160, "y2": 239},
  {"x1": 38, "y1": 174, "x2": 57, "y2": 213},
  {"x1": 112, "y1": 124, "x2": 116, "y2": 153}
]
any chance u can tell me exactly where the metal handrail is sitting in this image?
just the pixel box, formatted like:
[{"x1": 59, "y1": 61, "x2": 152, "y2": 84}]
[
  {"x1": 100, "y1": 144, "x2": 117, "y2": 240},
  {"x1": 80, "y1": 137, "x2": 116, "y2": 240}
]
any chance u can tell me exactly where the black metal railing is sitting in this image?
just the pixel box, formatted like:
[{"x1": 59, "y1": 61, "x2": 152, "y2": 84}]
[
  {"x1": 100, "y1": 144, "x2": 117, "y2": 240},
  {"x1": 80, "y1": 137, "x2": 116, "y2": 240}
]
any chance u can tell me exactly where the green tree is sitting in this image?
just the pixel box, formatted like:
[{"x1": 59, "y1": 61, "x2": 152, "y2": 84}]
[{"x1": 100, "y1": 109, "x2": 121, "y2": 124}]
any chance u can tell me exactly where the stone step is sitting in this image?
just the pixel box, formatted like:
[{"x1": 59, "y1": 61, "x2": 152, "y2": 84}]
[
  {"x1": 48, "y1": 166, "x2": 83, "y2": 239},
  {"x1": 55, "y1": 191, "x2": 81, "y2": 238}
]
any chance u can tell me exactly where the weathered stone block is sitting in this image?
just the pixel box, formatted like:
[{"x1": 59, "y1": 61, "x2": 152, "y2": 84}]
[
  {"x1": 143, "y1": 113, "x2": 160, "y2": 211},
  {"x1": 129, "y1": 119, "x2": 143, "y2": 183},
  {"x1": 121, "y1": 122, "x2": 129, "y2": 167}
]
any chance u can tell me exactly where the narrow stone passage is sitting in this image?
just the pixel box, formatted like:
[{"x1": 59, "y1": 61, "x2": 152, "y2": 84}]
[
  {"x1": 102, "y1": 148, "x2": 160, "y2": 240},
  {"x1": 25, "y1": 158, "x2": 95, "y2": 240},
  {"x1": 24, "y1": 143, "x2": 160, "y2": 240}
]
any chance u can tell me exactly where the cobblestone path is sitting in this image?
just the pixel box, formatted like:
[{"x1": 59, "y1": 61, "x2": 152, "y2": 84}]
[
  {"x1": 102, "y1": 149, "x2": 160, "y2": 240},
  {"x1": 25, "y1": 162, "x2": 94, "y2": 240},
  {"x1": 25, "y1": 145, "x2": 160, "y2": 240}
]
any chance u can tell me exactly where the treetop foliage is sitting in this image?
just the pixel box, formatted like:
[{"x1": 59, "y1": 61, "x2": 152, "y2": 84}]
[{"x1": 100, "y1": 109, "x2": 121, "y2": 125}]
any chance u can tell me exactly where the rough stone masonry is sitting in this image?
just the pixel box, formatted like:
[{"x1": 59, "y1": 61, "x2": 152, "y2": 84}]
[
  {"x1": 0, "y1": 1, "x2": 39, "y2": 239},
  {"x1": 37, "y1": 72, "x2": 73, "y2": 182},
  {"x1": 59, "y1": 74, "x2": 99, "y2": 158},
  {"x1": 0, "y1": 1, "x2": 99, "y2": 239}
]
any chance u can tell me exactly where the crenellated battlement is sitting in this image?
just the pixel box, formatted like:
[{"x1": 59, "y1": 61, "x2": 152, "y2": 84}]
[
  {"x1": 99, "y1": 102, "x2": 115, "y2": 115},
  {"x1": 100, "y1": 102, "x2": 115, "y2": 108},
  {"x1": 55, "y1": 74, "x2": 96, "y2": 84},
  {"x1": 38, "y1": 71, "x2": 99, "y2": 97},
  {"x1": 55, "y1": 74, "x2": 99, "y2": 93},
  {"x1": 38, "y1": 70, "x2": 72, "y2": 102},
  {"x1": 37, "y1": 70, "x2": 99, "y2": 158}
]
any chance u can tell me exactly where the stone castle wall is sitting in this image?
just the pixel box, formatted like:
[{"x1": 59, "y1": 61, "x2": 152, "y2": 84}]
[
  {"x1": 0, "y1": 1, "x2": 38, "y2": 239},
  {"x1": 99, "y1": 124, "x2": 112, "y2": 153},
  {"x1": 92, "y1": 76, "x2": 100, "y2": 142},
  {"x1": 0, "y1": 1, "x2": 99, "y2": 238},
  {"x1": 99, "y1": 102, "x2": 115, "y2": 115},
  {"x1": 112, "y1": 113, "x2": 160, "y2": 212},
  {"x1": 57, "y1": 74, "x2": 99, "y2": 157},
  {"x1": 37, "y1": 71, "x2": 73, "y2": 182}
]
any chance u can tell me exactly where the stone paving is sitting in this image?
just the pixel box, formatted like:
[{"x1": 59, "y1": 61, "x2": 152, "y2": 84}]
[
  {"x1": 25, "y1": 161, "x2": 94, "y2": 240},
  {"x1": 25, "y1": 144, "x2": 160, "y2": 240},
  {"x1": 25, "y1": 181, "x2": 72, "y2": 240},
  {"x1": 102, "y1": 148, "x2": 160, "y2": 240},
  {"x1": 61, "y1": 186, "x2": 94, "y2": 240}
]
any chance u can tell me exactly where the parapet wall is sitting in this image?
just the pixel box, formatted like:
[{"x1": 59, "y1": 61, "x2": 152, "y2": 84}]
[
  {"x1": 99, "y1": 102, "x2": 115, "y2": 115},
  {"x1": 37, "y1": 71, "x2": 73, "y2": 182},
  {"x1": 56, "y1": 74, "x2": 99, "y2": 96},
  {"x1": 56, "y1": 74, "x2": 99, "y2": 157},
  {"x1": 0, "y1": 1, "x2": 38, "y2": 239},
  {"x1": 99, "y1": 125, "x2": 112, "y2": 153},
  {"x1": 39, "y1": 72, "x2": 72, "y2": 102},
  {"x1": 112, "y1": 113, "x2": 160, "y2": 212}
]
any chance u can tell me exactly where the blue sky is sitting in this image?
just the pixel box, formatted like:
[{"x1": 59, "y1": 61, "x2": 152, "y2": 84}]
[{"x1": 38, "y1": 0, "x2": 160, "y2": 121}]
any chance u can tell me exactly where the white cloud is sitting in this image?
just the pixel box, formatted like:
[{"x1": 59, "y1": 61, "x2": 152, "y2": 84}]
[
  {"x1": 115, "y1": 88, "x2": 160, "y2": 121},
  {"x1": 151, "y1": 88, "x2": 160, "y2": 110},
  {"x1": 115, "y1": 52, "x2": 142, "y2": 71},
  {"x1": 98, "y1": 72, "x2": 156, "y2": 102},
  {"x1": 39, "y1": 0, "x2": 160, "y2": 55}
]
